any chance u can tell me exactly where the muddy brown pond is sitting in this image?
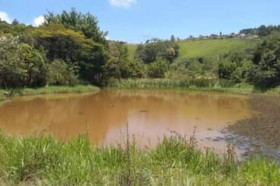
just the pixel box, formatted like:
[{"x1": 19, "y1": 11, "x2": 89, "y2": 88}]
[{"x1": 1, "y1": 89, "x2": 279, "y2": 160}]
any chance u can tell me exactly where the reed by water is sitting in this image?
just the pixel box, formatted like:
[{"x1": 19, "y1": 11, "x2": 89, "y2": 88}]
[
  {"x1": 0, "y1": 85, "x2": 99, "y2": 101},
  {"x1": 109, "y1": 78, "x2": 280, "y2": 95}
]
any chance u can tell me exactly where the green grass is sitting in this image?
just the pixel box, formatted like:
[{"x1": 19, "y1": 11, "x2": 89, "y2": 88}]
[
  {"x1": 108, "y1": 78, "x2": 254, "y2": 93},
  {"x1": 127, "y1": 38, "x2": 259, "y2": 60},
  {"x1": 177, "y1": 38, "x2": 258, "y2": 58},
  {"x1": 0, "y1": 90, "x2": 6, "y2": 101},
  {"x1": 127, "y1": 44, "x2": 138, "y2": 60},
  {"x1": 265, "y1": 86, "x2": 280, "y2": 96},
  {"x1": 0, "y1": 85, "x2": 100, "y2": 101},
  {"x1": 0, "y1": 132, "x2": 279, "y2": 185},
  {"x1": 108, "y1": 78, "x2": 280, "y2": 96}
]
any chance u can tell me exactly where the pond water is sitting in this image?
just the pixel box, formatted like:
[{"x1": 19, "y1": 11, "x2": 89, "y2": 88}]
[{"x1": 0, "y1": 89, "x2": 256, "y2": 155}]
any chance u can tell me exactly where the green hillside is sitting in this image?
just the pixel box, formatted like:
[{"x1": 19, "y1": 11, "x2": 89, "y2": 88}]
[
  {"x1": 127, "y1": 38, "x2": 259, "y2": 60},
  {"x1": 177, "y1": 39, "x2": 258, "y2": 58},
  {"x1": 127, "y1": 44, "x2": 138, "y2": 59}
]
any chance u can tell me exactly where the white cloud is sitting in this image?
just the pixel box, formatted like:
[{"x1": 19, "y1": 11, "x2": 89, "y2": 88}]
[
  {"x1": 0, "y1": 11, "x2": 12, "y2": 23},
  {"x1": 109, "y1": 0, "x2": 136, "y2": 8},
  {"x1": 105, "y1": 35, "x2": 110, "y2": 40},
  {"x1": 33, "y1": 15, "x2": 45, "y2": 27}
]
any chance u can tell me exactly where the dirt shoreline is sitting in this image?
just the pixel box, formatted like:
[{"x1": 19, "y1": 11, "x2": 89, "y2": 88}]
[{"x1": 225, "y1": 95, "x2": 280, "y2": 161}]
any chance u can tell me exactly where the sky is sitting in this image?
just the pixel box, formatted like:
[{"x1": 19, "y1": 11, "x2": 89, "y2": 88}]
[{"x1": 0, "y1": 0, "x2": 280, "y2": 43}]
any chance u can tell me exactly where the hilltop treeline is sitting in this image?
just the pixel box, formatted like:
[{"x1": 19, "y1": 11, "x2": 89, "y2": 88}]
[
  {"x1": 0, "y1": 9, "x2": 280, "y2": 90},
  {"x1": 240, "y1": 25, "x2": 280, "y2": 37}
]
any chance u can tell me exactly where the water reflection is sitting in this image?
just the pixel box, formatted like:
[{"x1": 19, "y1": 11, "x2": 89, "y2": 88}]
[{"x1": 0, "y1": 90, "x2": 253, "y2": 150}]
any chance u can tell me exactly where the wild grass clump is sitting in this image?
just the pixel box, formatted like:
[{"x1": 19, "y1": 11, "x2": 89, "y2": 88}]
[
  {"x1": 108, "y1": 78, "x2": 257, "y2": 94},
  {"x1": 265, "y1": 86, "x2": 280, "y2": 95},
  {"x1": 21, "y1": 85, "x2": 100, "y2": 95},
  {"x1": 109, "y1": 78, "x2": 280, "y2": 96},
  {"x1": 0, "y1": 132, "x2": 279, "y2": 185},
  {"x1": 0, "y1": 90, "x2": 6, "y2": 101},
  {"x1": 0, "y1": 85, "x2": 100, "y2": 101},
  {"x1": 0, "y1": 135, "x2": 125, "y2": 185},
  {"x1": 109, "y1": 78, "x2": 221, "y2": 89}
]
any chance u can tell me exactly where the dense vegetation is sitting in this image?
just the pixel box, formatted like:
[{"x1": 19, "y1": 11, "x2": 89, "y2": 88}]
[
  {"x1": 0, "y1": 85, "x2": 99, "y2": 102},
  {"x1": 240, "y1": 24, "x2": 280, "y2": 37},
  {"x1": 1, "y1": 8, "x2": 280, "y2": 185},
  {"x1": 0, "y1": 9, "x2": 109, "y2": 89},
  {"x1": 0, "y1": 132, "x2": 279, "y2": 185},
  {"x1": 124, "y1": 34, "x2": 280, "y2": 91},
  {"x1": 1, "y1": 8, "x2": 280, "y2": 91}
]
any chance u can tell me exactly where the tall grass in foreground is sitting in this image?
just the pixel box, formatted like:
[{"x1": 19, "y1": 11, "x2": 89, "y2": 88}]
[
  {"x1": 0, "y1": 85, "x2": 100, "y2": 101},
  {"x1": 0, "y1": 132, "x2": 279, "y2": 185}
]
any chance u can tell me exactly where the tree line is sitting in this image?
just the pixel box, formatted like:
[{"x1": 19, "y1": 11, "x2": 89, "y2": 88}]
[
  {"x1": 166, "y1": 33, "x2": 280, "y2": 90},
  {"x1": 0, "y1": 9, "x2": 109, "y2": 88},
  {"x1": 0, "y1": 9, "x2": 279, "y2": 90},
  {"x1": 240, "y1": 25, "x2": 280, "y2": 37},
  {"x1": 0, "y1": 9, "x2": 180, "y2": 88}
]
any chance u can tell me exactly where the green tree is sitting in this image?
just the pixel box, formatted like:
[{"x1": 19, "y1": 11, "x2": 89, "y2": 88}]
[
  {"x1": 135, "y1": 38, "x2": 179, "y2": 64},
  {"x1": 218, "y1": 49, "x2": 253, "y2": 83},
  {"x1": 248, "y1": 34, "x2": 280, "y2": 88},
  {"x1": 12, "y1": 19, "x2": 19, "y2": 25},
  {"x1": 31, "y1": 23, "x2": 107, "y2": 85},
  {"x1": 48, "y1": 59, "x2": 78, "y2": 86},
  {"x1": 147, "y1": 58, "x2": 169, "y2": 78},
  {"x1": 19, "y1": 44, "x2": 48, "y2": 87},
  {"x1": 218, "y1": 60, "x2": 238, "y2": 79},
  {"x1": 44, "y1": 8, "x2": 107, "y2": 45},
  {"x1": 31, "y1": 24, "x2": 90, "y2": 62},
  {"x1": 0, "y1": 34, "x2": 27, "y2": 88},
  {"x1": 0, "y1": 20, "x2": 28, "y2": 36},
  {"x1": 168, "y1": 57, "x2": 216, "y2": 80},
  {"x1": 103, "y1": 42, "x2": 143, "y2": 80},
  {"x1": 120, "y1": 60, "x2": 144, "y2": 78},
  {"x1": 170, "y1": 35, "x2": 175, "y2": 42}
]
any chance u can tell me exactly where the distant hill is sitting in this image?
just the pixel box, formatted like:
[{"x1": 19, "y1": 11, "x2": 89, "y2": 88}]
[
  {"x1": 127, "y1": 38, "x2": 258, "y2": 60},
  {"x1": 127, "y1": 44, "x2": 138, "y2": 60},
  {"x1": 177, "y1": 38, "x2": 258, "y2": 59}
]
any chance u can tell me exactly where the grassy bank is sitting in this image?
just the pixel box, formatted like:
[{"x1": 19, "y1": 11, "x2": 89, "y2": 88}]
[
  {"x1": 108, "y1": 79, "x2": 280, "y2": 95},
  {"x1": 127, "y1": 38, "x2": 258, "y2": 60},
  {"x1": 0, "y1": 85, "x2": 100, "y2": 101},
  {"x1": 177, "y1": 39, "x2": 258, "y2": 59},
  {"x1": 0, "y1": 133, "x2": 279, "y2": 185}
]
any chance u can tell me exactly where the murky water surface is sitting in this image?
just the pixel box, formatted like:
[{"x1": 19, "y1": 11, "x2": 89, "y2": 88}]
[{"x1": 0, "y1": 90, "x2": 255, "y2": 153}]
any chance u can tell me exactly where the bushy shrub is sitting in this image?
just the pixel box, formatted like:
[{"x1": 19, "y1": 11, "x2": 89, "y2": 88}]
[
  {"x1": 120, "y1": 60, "x2": 144, "y2": 78},
  {"x1": 19, "y1": 44, "x2": 48, "y2": 87},
  {"x1": 167, "y1": 57, "x2": 216, "y2": 80},
  {"x1": 103, "y1": 42, "x2": 144, "y2": 82},
  {"x1": 0, "y1": 34, "x2": 54, "y2": 88},
  {"x1": 147, "y1": 58, "x2": 169, "y2": 78},
  {"x1": 48, "y1": 59, "x2": 78, "y2": 86},
  {"x1": 218, "y1": 50, "x2": 253, "y2": 83},
  {"x1": 135, "y1": 39, "x2": 179, "y2": 64},
  {"x1": 0, "y1": 35, "x2": 27, "y2": 88},
  {"x1": 248, "y1": 34, "x2": 280, "y2": 89}
]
